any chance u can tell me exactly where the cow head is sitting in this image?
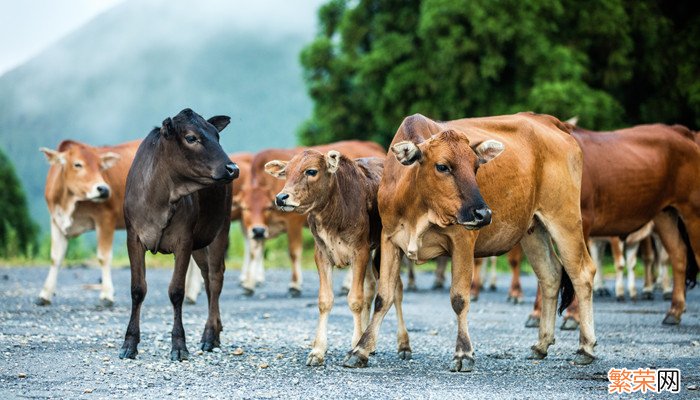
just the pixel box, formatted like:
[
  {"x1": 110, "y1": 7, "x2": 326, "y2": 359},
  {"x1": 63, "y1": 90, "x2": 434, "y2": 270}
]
[
  {"x1": 390, "y1": 129, "x2": 504, "y2": 229},
  {"x1": 40, "y1": 142, "x2": 120, "y2": 202},
  {"x1": 264, "y1": 149, "x2": 340, "y2": 214},
  {"x1": 239, "y1": 184, "x2": 277, "y2": 240},
  {"x1": 158, "y1": 108, "x2": 238, "y2": 186}
]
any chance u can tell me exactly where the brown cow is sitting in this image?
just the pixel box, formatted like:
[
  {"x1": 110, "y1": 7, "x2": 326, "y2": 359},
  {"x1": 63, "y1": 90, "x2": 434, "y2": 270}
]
[
  {"x1": 266, "y1": 151, "x2": 410, "y2": 366},
  {"x1": 239, "y1": 141, "x2": 386, "y2": 296},
  {"x1": 38, "y1": 139, "x2": 140, "y2": 306},
  {"x1": 119, "y1": 109, "x2": 238, "y2": 361},
  {"x1": 344, "y1": 112, "x2": 598, "y2": 371},
  {"x1": 527, "y1": 123, "x2": 700, "y2": 328}
]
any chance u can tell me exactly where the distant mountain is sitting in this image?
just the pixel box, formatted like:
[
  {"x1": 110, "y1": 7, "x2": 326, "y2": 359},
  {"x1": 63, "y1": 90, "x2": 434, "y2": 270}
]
[{"x1": 0, "y1": 0, "x2": 322, "y2": 228}]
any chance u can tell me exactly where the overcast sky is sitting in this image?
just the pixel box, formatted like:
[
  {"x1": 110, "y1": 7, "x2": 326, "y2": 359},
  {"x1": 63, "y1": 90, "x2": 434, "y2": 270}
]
[{"x1": 0, "y1": 0, "x2": 125, "y2": 75}]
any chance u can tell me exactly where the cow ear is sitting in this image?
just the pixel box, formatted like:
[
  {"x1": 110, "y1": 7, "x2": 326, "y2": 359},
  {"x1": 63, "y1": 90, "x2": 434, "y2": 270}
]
[
  {"x1": 326, "y1": 150, "x2": 341, "y2": 174},
  {"x1": 39, "y1": 147, "x2": 65, "y2": 165},
  {"x1": 207, "y1": 116, "x2": 231, "y2": 132},
  {"x1": 100, "y1": 152, "x2": 121, "y2": 170},
  {"x1": 473, "y1": 140, "x2": 504, "y2": 165},
  {"x1": 391, "y1": 141, "x2": 422, "y2": 165},
  {"x1": 161, "y1": 117, "x2": 174, "y2": 139},
  {"x1": 264, "y1": 160, "x2": 288, "y2": 179}
]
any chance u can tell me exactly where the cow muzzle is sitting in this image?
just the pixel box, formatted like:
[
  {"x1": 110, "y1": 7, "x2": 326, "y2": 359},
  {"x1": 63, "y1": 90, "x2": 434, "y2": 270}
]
[
  {"x1": 250, "y1": 226, "x2": 268, "y2": 240},
  {"x1": 88, "y1": 184, "x2": 111, "y2": 202},
  {"x1": 458, "y1": 206, "x2": 492, "y2": 230},
  {"x1": 274, "y1": 193, "x2": 298, "y2": 212}
]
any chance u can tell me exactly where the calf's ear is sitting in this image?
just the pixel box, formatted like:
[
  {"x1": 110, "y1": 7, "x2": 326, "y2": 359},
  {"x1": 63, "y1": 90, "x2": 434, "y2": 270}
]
[
  {"x1": 326, "y1": 150, "x2": 341, "y2": 174},
  {"x1": 391, "y1": 141, "x2": 422, "y2": 165},
  {"x1": 100, "y1": 152, "x2": 121, "y2": 170},
  {"x1": 473, "y1": 139, "x2": 504, "y2": 165},
  {"x1": 161, "y1": 117, "x2": 174, "y2": 139},
  {"x1": 39, "y1": 147, "x2": 65, "y2": 165},
  {"x1": 207, "y1": 116, "x2": 231, "y2": 132},
  {"x1": 264, "y1": 160, "x2": 288, "y2": 179}
]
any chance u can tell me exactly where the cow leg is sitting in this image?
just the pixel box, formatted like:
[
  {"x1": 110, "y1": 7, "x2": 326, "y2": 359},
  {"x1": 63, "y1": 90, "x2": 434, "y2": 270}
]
[
  {"x1": 37, "y1": 221, "x2": 69, "y2": 305},
  {"x1": 307, "y1": 249, "x2": 333, "y2": 366},
  {"x1": 653, "y1": 212, "x2": 688, "y2": 324},
  {"x1": 525, "y1": 286, "x2": 542, "y2": 328},
  {"x1": 471, "y1": 257, "x2": 483, "y2": 301},
  {"x1": 653, "y1": 235, "x2": 672, "y2": 299},
  {"x1": 169, "y1": 245, "x2": 193, "y2": 361},
  {"x1": 95, "y1": 219, "x2": 116, "y2": 307},
  {"x1": 624, "y1": 241, "x2": 640, "y2": 301},
  {"x1": 200, "y1": 223, "x2": 229, "y2": 352},
  {"x1": 488, "y1": 256, "x2": 498, "y2": 291},
  {"x1": 344, "y1": 235, "x2": 401, "y2": 368},
  {"x1": 405, "y1": 258, "x2": 418, "y2": 292},
  {"x1": 184, "y1": 257, "x2": 202, "y2": 304},
  {"x1": 339, "y1": 269, "x2": 353, "y2": 296},
  {"x1": 540, "y1": 215, "x2": 597, "y2": 364},
  {"x1": 588, "y1": 240, "x2": 607, "y2": 297},
  {"x1": 641, "y1": 237, "x2": 655, "y2": 300},
  {"x1": 362, "y1": 258, "x2": 377, "y2": 332},
  {"x1": 243, "y1": 239, "x2": 264, "y2": 295},
  {"x1": 521, "y1": 221, "x2": 561, "y2": 360},
  {"x1": 394, "y1": 274, "x2": 411, "y2": 359},
  {"x1": 611, "y1": 238, "x2": 626, "y2": 301},
  {"x1": 433, "y1": 257, "x2": 447, "y2": 290},
  {"x1": 507, "y1": 247, "x2": 523, "y2": 303},
  {"x1": 349, "y1": 248, "x2": 370, "y2": 349},
  {"x1": 119, "y1": 231, "x2": 147, "y2": 359},
  {"x1": 449, "y1": 237, "x2": 477, "y2": 372},
  {"x1": 287, "y1": 221, "x2": 303, "y2": 297}
]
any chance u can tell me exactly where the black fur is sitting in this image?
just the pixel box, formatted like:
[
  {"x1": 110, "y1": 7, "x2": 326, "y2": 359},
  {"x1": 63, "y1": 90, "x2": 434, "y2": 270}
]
[
  {"x1": 558, "y1": 269, "x2": 574, "y2": 315},
  {"x1": 679, "y1": 219, "x2": 698, "y2": 289}
]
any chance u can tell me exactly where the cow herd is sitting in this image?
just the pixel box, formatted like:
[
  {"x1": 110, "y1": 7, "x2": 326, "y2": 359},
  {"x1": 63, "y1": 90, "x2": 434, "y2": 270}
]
[{"x1": 37, "y1": 108, "x2": 700, "y2": 372}]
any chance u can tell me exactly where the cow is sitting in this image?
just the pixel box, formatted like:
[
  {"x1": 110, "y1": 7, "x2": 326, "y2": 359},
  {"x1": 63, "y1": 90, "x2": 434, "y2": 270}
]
[
  {"x1": 38, "y1": 139, "x2": 140, "y2": 306},
  {"x1": 526, "y1": 123, "x2": 700, "y2": 328},
  {"x1": 184, "y1": 152, "x2": 253, "y2": 304},
  {"x1": 344, "y1": 112, "x2": 598, "y2": 371},
  {"x1": 118, "y1": 109, "x2": 238, "y2": 361},
  {"x1": 238, "y1": 141, "x2": 386, "y2": 296},
  {"x1": 266, "y1": 150, "x2": 410, "y2": 366}
]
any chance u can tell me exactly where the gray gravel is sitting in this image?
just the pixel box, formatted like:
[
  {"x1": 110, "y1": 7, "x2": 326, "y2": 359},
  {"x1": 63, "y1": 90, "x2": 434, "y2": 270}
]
[{"x1": 0, "y1": 266, "x2": 698, "y2": 399}]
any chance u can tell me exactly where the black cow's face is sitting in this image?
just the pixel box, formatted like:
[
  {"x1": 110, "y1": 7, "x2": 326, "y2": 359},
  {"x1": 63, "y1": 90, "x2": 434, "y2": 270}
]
[{"x1": 161, "y1": 108, "x2": 238, "y2": 185}]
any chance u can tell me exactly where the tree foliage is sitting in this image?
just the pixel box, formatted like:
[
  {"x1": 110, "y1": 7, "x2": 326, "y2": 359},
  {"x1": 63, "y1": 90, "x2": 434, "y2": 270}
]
[
  {"x1": 299, "y1": 0, "x2": 699, "y2": 145},
  {"x1": 0, "y1": 147, "x2": 38, "y2": 257}
]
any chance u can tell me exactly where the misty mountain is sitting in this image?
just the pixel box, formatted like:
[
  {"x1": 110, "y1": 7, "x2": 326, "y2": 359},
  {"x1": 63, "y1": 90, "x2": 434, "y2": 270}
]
[{"x1": 0, "y1": 0, "x2": 322, "y2": 229}]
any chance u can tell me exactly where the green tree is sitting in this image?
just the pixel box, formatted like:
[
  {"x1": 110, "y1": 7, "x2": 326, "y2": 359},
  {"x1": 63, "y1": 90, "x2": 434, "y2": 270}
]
[
  {"x1": 0, "y1": 147, "x2": 38, "y2": 257},
  {"x1": 300, "y1": 0, "x2": 699, "y2": 146}
]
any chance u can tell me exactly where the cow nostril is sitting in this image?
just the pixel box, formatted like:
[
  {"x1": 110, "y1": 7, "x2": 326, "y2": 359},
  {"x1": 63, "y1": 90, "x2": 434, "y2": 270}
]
[
  {"x1": 225, "y1": 162, "x2": 239, "y2": 178},
  {"x1": 275, "y1": 193, "x2": 290, "y2": 207},
  {"x1": 251, "y1": 227, "x2": 266, "y2": 239},
  {"x1": 97, "y1": 185, "x2": 110, "y2": 198},
  {"x1": 474, "y1": 208, "x2": 492, "y2": 223}
]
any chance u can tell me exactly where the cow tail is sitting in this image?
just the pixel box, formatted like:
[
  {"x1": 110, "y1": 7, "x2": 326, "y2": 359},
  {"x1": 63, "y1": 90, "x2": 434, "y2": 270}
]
[
  {"x1": 679, "y1": 219, "x2": 698, "y2": 289},
  {"x1": 558, "y1": 269, "x2": 575, "y2": 315},
  {"x1": 372, "y1": 247, "x2": 381, "y2": 275}
]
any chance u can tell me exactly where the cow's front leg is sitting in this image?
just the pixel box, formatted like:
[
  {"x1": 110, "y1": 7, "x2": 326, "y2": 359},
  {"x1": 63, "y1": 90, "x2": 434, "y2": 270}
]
[
  {"x1": 37, "y1": 221, "x2": 68, "y2": 305},
  {"x1": 96, "y1": 219, "x2": 116, "y2": 307},
  {"x1": 119, "y1": 231, "x2": 146, "y2": 359},
  {"x1": 344, "y1": 236, "x2": 401, "y2": 368},
  {"x1": 308, "y1": 248, "x2": 333, "y2": 366},
  {"x1": 169, "y1": 244, "x2": 193, "y2": 361},
  {"x1": 450, "y1": 236, "x2": 476, "y2": 372}
]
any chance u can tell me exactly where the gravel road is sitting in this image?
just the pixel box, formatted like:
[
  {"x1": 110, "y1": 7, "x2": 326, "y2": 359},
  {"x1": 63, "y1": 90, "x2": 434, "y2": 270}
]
[{"x1": 1, "y1": 266, "x2": 698, "y2": 399}]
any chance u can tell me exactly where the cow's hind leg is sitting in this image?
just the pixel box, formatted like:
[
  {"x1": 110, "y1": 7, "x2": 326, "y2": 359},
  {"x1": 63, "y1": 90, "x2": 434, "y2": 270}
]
[
  {"x1": 624, "y1": 241, "x2": 640, "y2": 301},
  {"x1": 95, "y1": 219, "x2": 116, "y2": 307},
  {"x1": 654, "y1": 212, "x2": 688, "y2": 324},
  {"x1": 507, "y1": 247, "x2": 523, "y2": 303},
  {"x1": 169, "y1": 245, "x2": 193, "y2": 361},
  {"x1": 432, "y1": 257, "x2": 448, "y2": 290},
  {"x1": 119, "y1": 231, "x2": 147, "y2": 359},
  {"x1": 37, "y1": 221, "x2": 69, "y2": 305},
  {"x1": 308, "y1": 249, "x2": 333, "y2": 366},
  {"x1": 287, "y1": 221, "x2": 304, "y2": 297}
]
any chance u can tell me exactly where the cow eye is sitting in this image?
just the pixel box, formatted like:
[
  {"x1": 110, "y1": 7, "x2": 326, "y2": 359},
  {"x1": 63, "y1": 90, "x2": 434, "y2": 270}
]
[
  {"x1": 435, "y1": 164, "x2": 450, "y2": 173},
  {"x1": 305, "y1": 169, "x2": 318, "y2": 177},
  {"x1": 185, "y1": 135, "x2": 198, "y2": 144},
  {"x1": 73, "y1": 162, "x2": 83, "y2": 169}
]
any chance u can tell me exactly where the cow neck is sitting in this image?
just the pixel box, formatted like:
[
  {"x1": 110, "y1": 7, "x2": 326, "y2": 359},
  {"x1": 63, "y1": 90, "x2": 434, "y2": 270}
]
[{"x1": 312, "y1": 162, "x2": 363, "y2": 232}]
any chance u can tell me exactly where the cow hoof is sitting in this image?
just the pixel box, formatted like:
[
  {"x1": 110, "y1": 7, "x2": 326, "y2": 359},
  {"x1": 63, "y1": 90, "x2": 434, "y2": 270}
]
[
  {"x1": 450, "y1": 356, "x2": 475, "y2": 372},
  {"x1": 629, "y1": 294, "x2": 638, "y2": 302},
  {"x1": 560, "y1": 318, "x2": 579, "y2": 331},
  {"x1": 524, "y1": 316, "x2": 540, "y2": 328},
  {"x1": 35, "y1": 297, "x2": 51, "y2": 306},
  {"x1": 641, "y1": 292, "x2": 654, "y2": 301},
  {"x1": 398, "y1": 349, "x2": 412, "y2": 361},
  {"x1": 662, "y1": 314, "x2": 681, "y2": 325},
  {"x1": 527, "y1": 346, "x2": 547, "y2": 360},
  {"x1": 512, "y1": 296, "x2": 523, "y2": 305},
  {"x1": 488, "y1": 284, "x2": 497, "y2": 292},
  {"x1": 470, "y1": 294, "x2": 479, "y2": 302},
  {"x1": 242, "y1": 288, "x2": 255, "y2": 297},
  {"x1": 306, "y1": 353, "x2": 325, "y2": 367},
  {"x1": 118, "y1": 346, "x2": 138, "y2": 360},
  {"x1": 338, "y1": 287, "x2": 350, "y2": 297},
  {"x1": 573, "y1": 349, "x2": 595, "y2": 365},
  {"x1": 288, "y1": 288, "x2": 302, "y2": 298},
  {"x1": 431, "y1": 282, "x2": 444, "y2": 290},
  {"x1": 185, "y1": 297, "x2": 196, "y2": 305},
  {"x1": 405, "y1": 283, "x2": 418, "y2": 292},
  {"x1": 170, "y1": 349, "x2": 190, "y2": 361},
  {"x1": 200, "y1": 341, "x2": 219, "y2": 352},
  {"x1": 99, "y1": 298, "x2": 114, "y2": 308},
  {"x1": 343, "y1": 352, "x2": 368, "y2": 368},
  {"x1": 616, "y1": 295, "x2": 625, "y2": 302},
  {"x1": 663, "y1": 292, "x2": 673, "y2": 301}
]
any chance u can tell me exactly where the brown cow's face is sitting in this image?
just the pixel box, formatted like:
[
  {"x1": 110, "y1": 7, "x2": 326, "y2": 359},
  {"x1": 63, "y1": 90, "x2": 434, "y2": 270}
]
[
  {"x1": 240, "y1": 185, "x2": 275, "y2": 240},
  {"x1": 40, "y1": 144, "x2": 120, "y2": 202},
  {"x1": 264, "y1": 150, "x2": 339, "y2": 214},
  {"x1": 159, "y1": 109, "x2": 238, "y2": 186},
  {"x1": 391, "y1": 130, "x2": 504, "y2": 229}
]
